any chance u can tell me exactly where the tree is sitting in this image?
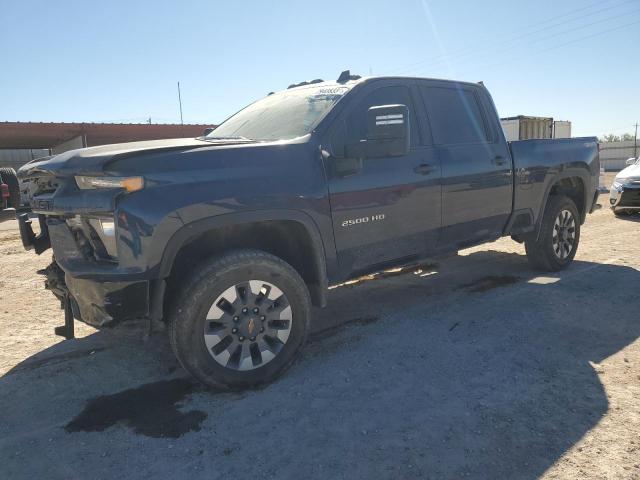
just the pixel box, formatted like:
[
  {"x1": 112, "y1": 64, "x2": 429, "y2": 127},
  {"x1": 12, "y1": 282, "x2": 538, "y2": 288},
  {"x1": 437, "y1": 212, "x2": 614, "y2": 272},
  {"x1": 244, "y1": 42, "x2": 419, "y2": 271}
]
[
  {"x1": 599, "y1": 133, "x2": 635, "y2": 142},
  {"x1": 600, "y1": 134, "x2": 621, "y2": 142}
]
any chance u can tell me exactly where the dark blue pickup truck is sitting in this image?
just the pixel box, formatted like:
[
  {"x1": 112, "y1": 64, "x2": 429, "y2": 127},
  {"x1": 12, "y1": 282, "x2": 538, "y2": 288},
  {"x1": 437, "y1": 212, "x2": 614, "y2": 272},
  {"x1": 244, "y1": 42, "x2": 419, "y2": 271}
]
[{"x1": 18, "y1": 71, "x2": 600, "y2": 389}]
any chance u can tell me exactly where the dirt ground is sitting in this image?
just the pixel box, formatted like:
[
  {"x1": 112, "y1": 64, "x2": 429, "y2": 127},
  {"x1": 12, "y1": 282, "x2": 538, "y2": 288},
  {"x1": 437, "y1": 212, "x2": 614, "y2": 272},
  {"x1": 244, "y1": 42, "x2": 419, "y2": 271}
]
[{"x1": 1, "y1": 184, "x2": 639, "y2": 479}]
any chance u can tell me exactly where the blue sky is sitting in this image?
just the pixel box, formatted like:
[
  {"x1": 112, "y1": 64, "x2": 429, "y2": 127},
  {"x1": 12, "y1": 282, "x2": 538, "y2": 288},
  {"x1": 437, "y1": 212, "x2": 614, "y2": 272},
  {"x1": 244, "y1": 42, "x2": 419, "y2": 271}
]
[{"x1": 1, "y1": 0, "x2": 638, "y2": 137}]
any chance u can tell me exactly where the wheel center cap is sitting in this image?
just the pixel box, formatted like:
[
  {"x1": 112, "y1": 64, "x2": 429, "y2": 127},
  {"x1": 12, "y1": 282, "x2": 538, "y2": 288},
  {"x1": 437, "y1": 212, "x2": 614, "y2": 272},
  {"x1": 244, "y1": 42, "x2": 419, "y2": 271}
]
[
  {"x1": 247, "y1": 318, "x2": 256, "y2": 336},
  {"x1": 238, "y1": 317, "x2": 258, "y2": 338}
]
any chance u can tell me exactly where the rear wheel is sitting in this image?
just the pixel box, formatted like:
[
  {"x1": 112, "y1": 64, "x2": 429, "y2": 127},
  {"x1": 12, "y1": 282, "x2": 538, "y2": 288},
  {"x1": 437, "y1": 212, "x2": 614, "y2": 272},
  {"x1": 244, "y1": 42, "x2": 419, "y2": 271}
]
[
  {"x1": 525, "y1": 195, "x2": 580, "y2": 271},
  {"x1": 169, "y1": 249, "x2": 311, "y2": 390},
  {"x1": 0, "y1": 168, "x2": 20, "y2": 208}
]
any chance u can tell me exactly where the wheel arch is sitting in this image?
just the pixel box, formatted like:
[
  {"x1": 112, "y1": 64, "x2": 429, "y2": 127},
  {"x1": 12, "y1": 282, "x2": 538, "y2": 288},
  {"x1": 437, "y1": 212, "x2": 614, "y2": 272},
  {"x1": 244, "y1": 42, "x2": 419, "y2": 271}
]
[
  {"x1": 534, "y1": 170, "x2": 590, "y2": 240},
  {"x1": 158, "y1": 210, "x2": 328, "y2": 308}
]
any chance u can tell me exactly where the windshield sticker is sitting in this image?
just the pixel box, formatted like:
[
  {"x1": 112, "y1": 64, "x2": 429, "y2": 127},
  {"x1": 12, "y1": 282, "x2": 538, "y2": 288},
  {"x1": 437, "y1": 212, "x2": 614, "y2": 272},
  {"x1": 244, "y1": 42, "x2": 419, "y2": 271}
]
[{"x1": 315, "y1": 87, "x2": 349, "y2": 96}]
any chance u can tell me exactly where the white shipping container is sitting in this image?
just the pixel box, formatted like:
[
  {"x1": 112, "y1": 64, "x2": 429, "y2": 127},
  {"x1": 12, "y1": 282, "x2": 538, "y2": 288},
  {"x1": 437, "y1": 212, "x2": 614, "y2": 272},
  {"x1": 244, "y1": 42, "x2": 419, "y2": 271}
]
[
  {"x1": 500, "y1": 116, "x2": 553, "y2": 141},
  {"x1": 553, "y1": 121, "x2": 571, "y2": 139},
  {"x1": 500, "y1": 119, "x2": 520, "y2": 141}
]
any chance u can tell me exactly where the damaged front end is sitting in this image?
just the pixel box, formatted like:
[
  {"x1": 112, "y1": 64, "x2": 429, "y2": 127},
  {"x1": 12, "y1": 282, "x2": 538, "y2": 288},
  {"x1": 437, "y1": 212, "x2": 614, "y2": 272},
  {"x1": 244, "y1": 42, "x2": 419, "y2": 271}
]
[
  {"x1": 36, "y1": 254, "x2": 150, "y2": 328},
  {"x1": 24, "y1": 214, "x2": 153, "y2": 337},
  {"x1": 18, "y1": 166, "x2": 158, "y2": 338}
]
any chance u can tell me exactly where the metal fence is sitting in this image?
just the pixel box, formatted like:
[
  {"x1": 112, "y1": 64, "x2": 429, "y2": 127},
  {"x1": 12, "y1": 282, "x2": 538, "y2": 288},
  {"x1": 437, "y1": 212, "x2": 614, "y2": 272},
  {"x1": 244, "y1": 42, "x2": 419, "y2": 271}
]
[
  {"x1": 599, "y1": 140, "x2": 639, "y2": 171},
  {"x1": 0, "y1": 149, "x2": 50, "y2": 171}
]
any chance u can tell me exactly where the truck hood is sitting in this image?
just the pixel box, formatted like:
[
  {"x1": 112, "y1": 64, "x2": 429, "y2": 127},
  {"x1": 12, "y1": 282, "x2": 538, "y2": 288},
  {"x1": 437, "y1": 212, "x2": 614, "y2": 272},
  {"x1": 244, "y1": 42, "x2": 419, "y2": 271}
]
[
  {"x1": 615, "y1": 162, "x2": 640, "y2": 184},
  {"x1": 17, "y1": 137, "x2": 243, "y2": 178}
]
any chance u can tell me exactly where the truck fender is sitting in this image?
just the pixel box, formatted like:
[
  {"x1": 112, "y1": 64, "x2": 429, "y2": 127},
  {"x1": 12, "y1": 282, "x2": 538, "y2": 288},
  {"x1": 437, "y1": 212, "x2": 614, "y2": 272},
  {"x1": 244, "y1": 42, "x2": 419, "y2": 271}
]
[
  {"x1": 534, "y1": 168, "x2": 591, "y2": 240},
  {"x1": 156, "y1": 209, "x2": 329, "y2": 306}
]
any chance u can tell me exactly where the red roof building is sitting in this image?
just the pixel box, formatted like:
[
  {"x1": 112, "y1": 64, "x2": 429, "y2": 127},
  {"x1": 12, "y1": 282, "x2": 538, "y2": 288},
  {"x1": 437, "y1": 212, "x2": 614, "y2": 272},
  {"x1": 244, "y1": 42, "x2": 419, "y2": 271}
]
[{"x1": 0, "y1": 121, "x2": 212, "y2": 150}]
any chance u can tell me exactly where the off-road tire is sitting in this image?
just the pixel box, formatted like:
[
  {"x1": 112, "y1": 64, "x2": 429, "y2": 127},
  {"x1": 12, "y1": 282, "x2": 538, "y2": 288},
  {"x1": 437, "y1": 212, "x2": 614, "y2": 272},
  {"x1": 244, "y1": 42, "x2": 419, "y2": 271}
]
[
  {"x1": 168, "y1": 249, "x2": 311, "y2": 390},
  {"x1": 0, "y1": 168, "x2": 20, "y2": 208},
  {"x1": 525, "y1": 195, "x2": 580, "y2": 271}
]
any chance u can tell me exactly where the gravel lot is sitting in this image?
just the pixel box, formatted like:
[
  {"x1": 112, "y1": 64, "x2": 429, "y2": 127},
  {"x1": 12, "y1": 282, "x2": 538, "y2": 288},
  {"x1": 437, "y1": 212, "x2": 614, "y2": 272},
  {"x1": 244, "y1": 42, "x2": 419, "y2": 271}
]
[{"x1": 1, "y1": 185, "x2": 639, "y2": 479}]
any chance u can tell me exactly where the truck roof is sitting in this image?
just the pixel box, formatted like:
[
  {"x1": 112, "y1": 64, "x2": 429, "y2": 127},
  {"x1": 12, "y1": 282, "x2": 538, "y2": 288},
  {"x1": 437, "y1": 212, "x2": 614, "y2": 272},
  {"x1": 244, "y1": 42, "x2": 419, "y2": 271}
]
[{"x1": 283, "y1": 70, "x2": 484, "y2": 94}]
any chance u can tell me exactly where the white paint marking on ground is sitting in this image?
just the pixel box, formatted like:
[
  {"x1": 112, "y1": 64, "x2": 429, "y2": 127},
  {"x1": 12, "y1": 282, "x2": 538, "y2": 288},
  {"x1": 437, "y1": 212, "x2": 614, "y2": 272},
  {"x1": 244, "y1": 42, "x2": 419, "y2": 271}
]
[{"x1": 528, "y1": 276, "x2": 560, "y2": 285}]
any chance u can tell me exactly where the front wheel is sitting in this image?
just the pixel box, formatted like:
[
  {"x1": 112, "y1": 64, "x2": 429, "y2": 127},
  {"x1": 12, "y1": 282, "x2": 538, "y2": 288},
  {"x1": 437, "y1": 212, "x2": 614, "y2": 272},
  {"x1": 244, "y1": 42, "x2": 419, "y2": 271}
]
[
  {"x1": 169, "y1": 250, "x2": 311, "y2": 390},
  {"x1": 525, "y1": 195, "x2": 581, "y2": 271}
]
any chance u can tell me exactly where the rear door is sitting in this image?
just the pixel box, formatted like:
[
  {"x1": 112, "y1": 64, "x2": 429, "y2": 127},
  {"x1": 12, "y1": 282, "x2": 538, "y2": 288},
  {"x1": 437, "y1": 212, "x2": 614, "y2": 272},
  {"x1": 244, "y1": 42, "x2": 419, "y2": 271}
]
[
  {"x1": 325, "y1": 80, "x2": 441, "y2": 278},
  {"x1": 418, "y1": 81, "x2": 512, "y2": 247}
]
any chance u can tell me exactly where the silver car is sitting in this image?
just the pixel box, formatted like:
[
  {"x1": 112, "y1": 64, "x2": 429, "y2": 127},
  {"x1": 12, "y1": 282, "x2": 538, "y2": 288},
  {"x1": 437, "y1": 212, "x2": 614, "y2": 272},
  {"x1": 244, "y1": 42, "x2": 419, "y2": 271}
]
[{"x1": 610, "y1": 157, "x2": 640, "y2": 216}]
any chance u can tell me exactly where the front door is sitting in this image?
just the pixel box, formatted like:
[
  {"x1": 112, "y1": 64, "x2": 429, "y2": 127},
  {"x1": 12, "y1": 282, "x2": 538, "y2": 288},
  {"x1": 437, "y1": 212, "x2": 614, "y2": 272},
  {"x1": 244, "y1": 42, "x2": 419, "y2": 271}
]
[{"x1": 325, "y1": 82, "x2": 442, "y2": 279}]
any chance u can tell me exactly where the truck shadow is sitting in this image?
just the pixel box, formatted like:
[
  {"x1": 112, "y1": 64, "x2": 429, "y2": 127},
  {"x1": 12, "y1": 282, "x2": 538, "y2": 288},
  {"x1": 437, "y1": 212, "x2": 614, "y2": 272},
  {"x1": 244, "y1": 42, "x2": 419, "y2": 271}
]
[
  {"x1": 613, "y1": 212, "x2": 640, "y2": 222},
  {"x1": 1, "y1": 251, "x2": 639, "y2": 479}
]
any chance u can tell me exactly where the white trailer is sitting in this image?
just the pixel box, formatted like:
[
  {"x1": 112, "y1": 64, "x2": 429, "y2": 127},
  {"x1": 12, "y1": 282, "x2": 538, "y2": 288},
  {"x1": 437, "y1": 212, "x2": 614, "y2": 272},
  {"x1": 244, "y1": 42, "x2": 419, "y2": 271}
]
[
  {"x1": 500, "y1": 116, "x2": 572, "y2": 141},
  {"x1": 500, "y1": 116, "x2": 554, "y2": 141},
  {"x1": 552, "y1": 121, "x2": 572, "y2": 139}
]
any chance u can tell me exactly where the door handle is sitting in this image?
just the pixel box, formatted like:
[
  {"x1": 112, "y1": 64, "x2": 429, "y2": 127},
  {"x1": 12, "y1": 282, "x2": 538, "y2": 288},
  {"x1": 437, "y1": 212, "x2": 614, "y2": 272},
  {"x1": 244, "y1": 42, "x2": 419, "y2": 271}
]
[
  {"x1": 493, "y1": 156, "x2": 506, "y2": 166},
  {"x1": 414, "y1": 163, "x2": 434, "y2": 175}
]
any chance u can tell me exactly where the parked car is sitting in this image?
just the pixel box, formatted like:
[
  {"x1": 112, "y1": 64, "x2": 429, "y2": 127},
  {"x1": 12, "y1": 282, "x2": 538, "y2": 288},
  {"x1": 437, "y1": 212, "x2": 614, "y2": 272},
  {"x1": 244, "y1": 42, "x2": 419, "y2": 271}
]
[
  {"x1": 0, "y1": 167, "x2": 20, "y2": 222},
  {"x1": 610, "y1": 157, "x2": 640, "y2": 216},
  {"x1": 17, "y1": 72, "x2": 600, "y2": 389}
]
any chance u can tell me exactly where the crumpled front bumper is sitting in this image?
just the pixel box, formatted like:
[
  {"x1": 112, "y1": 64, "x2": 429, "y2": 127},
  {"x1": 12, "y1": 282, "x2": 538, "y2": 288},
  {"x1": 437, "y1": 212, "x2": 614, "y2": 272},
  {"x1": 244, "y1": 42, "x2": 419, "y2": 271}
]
[
  {"x1": 19, "y1": 213, "x2": 153, "y2": 328},
  {"x1": 65, "y1": 275, "x2": 150, "y2": 328}
]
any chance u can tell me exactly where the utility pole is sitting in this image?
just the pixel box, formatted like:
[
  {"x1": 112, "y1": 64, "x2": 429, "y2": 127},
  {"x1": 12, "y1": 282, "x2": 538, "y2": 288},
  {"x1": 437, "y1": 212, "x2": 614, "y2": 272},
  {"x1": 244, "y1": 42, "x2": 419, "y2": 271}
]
[
  {"x1": 634, "y1": 122, "x2": 638, "y2": 159},
  {"x1": 177, "y1": 81, "x2": 184, "y2": 125}
]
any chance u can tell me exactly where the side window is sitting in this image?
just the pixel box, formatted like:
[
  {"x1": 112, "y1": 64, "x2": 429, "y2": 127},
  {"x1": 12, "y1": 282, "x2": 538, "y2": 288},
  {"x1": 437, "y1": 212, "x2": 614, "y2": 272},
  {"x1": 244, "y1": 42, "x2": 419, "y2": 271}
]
[
  {"x1": 421, "y1": 86, "x2": 489, "y2": 145},
  {"x1": 332, "y1": 85, "x2": 420, "y2": 154}
]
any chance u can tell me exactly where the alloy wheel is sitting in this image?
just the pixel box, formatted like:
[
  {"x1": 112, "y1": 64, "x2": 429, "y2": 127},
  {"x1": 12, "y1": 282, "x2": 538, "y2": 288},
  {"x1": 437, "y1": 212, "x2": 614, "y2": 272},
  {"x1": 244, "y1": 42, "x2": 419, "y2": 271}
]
[
  {"x1": 203, "y1": 280, "x2": 292, "y2": 371},
  {"x1": 552, "y1": 209, "x2": 576, "y2": 259}
]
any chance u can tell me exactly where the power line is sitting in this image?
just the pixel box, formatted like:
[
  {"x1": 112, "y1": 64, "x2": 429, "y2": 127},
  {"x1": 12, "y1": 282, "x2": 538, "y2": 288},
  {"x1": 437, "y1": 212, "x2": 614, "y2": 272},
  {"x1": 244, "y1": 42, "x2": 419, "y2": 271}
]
[
  {"x1": 403, "y1": 8, "x2": 640, "y2": 78},
  {"x1": 456, "y1": 18, "x2": 640, "y2": 78},
  {"x1": 400, "y1": 15, "x2": 640, "y2": 81},
  {"x1": 387, "y1": 0, "x2": 622, "y2": 74},
  {"x1": 386, "y1": 0, "x2": 637, "y2": 76}
]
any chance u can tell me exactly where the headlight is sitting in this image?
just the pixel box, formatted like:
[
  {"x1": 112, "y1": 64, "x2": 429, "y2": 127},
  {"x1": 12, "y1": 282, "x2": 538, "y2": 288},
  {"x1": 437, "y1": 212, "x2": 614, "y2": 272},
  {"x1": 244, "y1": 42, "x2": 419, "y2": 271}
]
[{"x1": 75, "y1": 175, "x2": 144, "y2": 192}]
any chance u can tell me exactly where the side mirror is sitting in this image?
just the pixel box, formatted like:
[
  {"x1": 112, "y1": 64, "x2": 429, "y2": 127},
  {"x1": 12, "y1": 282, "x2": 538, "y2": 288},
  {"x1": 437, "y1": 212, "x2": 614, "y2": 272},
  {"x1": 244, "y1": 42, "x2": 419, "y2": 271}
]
[
  {"x1": 345, "y1": 104, "x2": 410, "y2": 159},
  {"x1": 626, "y1": 157, "x2": 636, "y2": 166},
  {"x1": 203, "y1": 127, "x2": 215, "y2": 136}
]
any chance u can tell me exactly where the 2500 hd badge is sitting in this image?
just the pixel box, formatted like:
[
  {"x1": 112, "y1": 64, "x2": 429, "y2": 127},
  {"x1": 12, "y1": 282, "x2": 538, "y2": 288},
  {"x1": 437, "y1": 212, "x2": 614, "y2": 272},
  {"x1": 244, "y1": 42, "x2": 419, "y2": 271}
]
[{"x1": 341, "y1": 214, "x2": 386, "y2": 227}]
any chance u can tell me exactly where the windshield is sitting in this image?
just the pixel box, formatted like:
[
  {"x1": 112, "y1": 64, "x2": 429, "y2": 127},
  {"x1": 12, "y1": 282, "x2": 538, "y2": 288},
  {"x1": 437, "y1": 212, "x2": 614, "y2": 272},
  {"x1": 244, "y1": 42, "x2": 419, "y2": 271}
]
[{"x1": 205, "y1": 85, "x2": 350, "y2": 142}]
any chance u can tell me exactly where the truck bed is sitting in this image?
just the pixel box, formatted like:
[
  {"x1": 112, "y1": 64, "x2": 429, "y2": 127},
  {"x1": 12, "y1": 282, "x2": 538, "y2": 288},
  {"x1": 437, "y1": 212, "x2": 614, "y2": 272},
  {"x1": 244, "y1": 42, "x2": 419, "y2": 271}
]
[{"x1": 508, "y1": 137, "x2": 600, "y2": 232}]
